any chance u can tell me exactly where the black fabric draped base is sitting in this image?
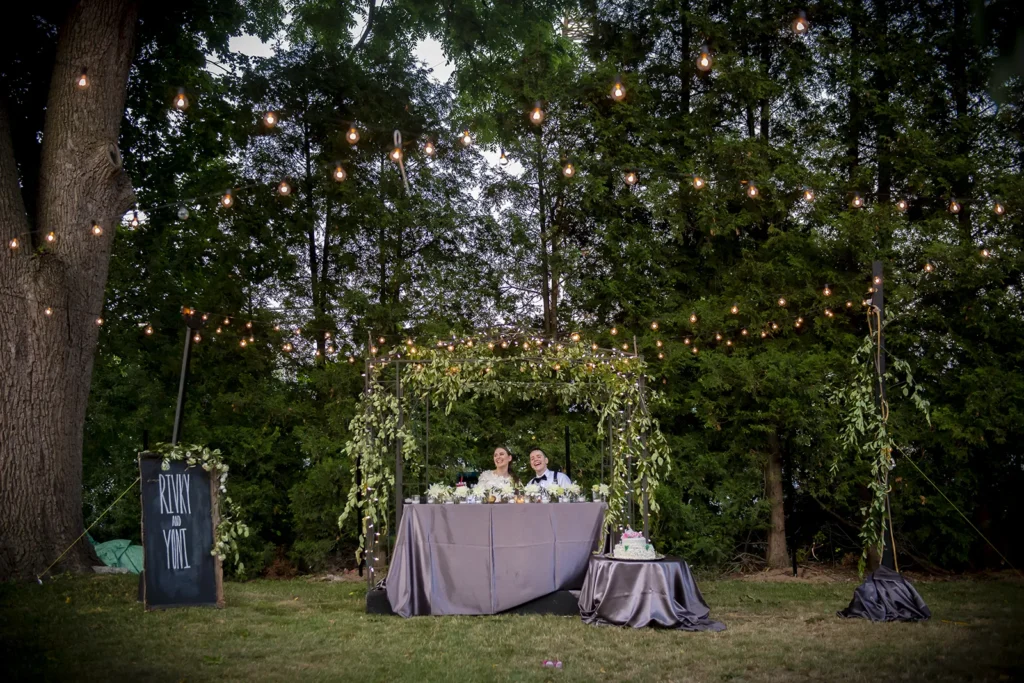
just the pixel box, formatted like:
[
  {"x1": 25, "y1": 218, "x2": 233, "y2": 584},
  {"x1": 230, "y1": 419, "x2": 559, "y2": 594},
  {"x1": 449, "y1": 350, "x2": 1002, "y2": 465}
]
[
  {"x1": 578, "y1": 555, "x2": 726, "y2": 631},
  {"x1": 838, "y1": 566, "x2": 932, "y2": 622}
]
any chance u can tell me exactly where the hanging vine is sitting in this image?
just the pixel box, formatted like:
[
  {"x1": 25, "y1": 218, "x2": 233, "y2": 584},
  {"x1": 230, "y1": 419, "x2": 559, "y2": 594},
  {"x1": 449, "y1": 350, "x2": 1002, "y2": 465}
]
[{"x1": 338, "y1": 340, "x2": 672, "y2": 560}]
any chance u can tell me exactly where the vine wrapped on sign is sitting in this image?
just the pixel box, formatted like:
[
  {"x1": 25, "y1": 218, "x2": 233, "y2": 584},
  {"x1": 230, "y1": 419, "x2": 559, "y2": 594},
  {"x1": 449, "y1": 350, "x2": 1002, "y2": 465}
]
[{"x1": 337, "y1": 340, "x2": 673, "y2": 561}]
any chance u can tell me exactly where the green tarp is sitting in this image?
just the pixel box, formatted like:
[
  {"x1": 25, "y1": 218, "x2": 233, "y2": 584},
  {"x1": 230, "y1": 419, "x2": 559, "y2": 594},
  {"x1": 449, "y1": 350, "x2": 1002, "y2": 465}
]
[{"x1": 89, "y1": 535, "x2": 143, "y2": 574}]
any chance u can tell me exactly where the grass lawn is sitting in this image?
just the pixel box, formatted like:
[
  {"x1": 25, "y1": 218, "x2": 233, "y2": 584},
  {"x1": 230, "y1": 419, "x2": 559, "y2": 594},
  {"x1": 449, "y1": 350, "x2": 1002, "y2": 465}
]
[{"x1": 1, "y1": 573, "x2": 1021, "y2": 682}]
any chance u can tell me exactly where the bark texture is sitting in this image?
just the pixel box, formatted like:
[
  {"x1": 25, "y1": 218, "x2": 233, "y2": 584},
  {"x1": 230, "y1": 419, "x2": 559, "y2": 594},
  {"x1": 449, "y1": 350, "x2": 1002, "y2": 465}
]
[
  {"x1": 0, "y1": 0, "x2": 138, "y2": 580},
  {"x1": 765, "y1": 431, "x2": 789, "y2": 569}
]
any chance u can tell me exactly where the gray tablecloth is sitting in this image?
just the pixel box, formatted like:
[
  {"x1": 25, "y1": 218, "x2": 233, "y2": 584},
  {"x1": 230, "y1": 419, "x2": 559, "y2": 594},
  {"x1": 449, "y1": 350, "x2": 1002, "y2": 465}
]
[
  {"x1": 579, "y1": 555, "x2": 726, "y2": 630},
  {"x1": 386, "y1": 502, "x2": 606, "y2": 617}
]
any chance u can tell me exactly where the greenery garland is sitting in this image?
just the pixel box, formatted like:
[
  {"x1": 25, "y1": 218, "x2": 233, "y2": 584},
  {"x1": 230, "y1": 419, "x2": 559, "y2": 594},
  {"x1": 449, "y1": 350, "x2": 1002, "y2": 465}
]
[
  {"x1": 828, "y1": 314, "x2": 930, "y2": 575},
  {"x1": 338, "y1": 340, "x2": 672, "y2": 561},
  {"x1": 153, "y1": 443, "x2": 251, "y2": 574}
]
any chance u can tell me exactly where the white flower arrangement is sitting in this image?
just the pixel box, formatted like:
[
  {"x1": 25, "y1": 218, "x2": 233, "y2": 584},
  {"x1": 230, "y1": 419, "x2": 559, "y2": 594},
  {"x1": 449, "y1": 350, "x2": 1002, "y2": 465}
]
[
  {"x1": 426, "y1": 483, "x2": 453, "y2": 502},
  {"x1": 453, "y1": 484, "x2": 472, "y2": 500},
  {"x1": 496, "y1": 480, "x2": 515, "y2": 501},
  {"x1": 524, "y1": 483, "x2": 541, "y2": 496},
  {"x1": 567, "y1": 483, "x2": 581, "y2": 497},
  {"x1": 547, "y1": 484, "x2": 565, "y2": 498},
  {"x1": 592, "y1": 483, "x2": 610, "y2": 496}
]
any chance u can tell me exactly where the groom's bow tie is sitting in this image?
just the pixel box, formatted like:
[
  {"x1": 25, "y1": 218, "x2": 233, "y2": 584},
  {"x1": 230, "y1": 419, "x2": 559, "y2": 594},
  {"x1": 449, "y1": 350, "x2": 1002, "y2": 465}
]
[{"x1": 531, "y1": 475, "x2": 545, "y2": 485}]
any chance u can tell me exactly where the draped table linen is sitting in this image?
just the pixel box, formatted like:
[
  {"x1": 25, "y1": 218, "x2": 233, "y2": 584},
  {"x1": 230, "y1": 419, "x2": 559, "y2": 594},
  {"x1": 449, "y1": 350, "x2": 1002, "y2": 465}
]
[
  {"x1": 386, "y1": 502, "x2": 605, "y2": 617},
  {"x1": 838, "y1": 565, "x2": 931, "y2": 622},
  {"x1": 578, "y1": 555, "x2": 726, "y2": 630}
]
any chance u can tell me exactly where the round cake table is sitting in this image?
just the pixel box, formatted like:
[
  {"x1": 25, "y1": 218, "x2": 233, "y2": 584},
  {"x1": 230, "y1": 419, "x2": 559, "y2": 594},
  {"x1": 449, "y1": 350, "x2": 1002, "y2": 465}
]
[{"x1": 578, "y1": 555, "x2": 726, "y2": 630}]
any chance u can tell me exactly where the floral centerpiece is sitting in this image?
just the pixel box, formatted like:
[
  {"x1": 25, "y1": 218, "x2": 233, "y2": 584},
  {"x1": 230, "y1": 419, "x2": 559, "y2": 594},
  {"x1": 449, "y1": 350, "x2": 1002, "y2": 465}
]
[
  {"x1": 547, "y1": 484, "x2": 566, "y2": 502},
  {"x1": 566, "y1": 483, "x2": 582, "y2": 502},
  {"x1": 524, "y1": 483, "x2": 542, "y2": 503},
  {"x1": 495, "y1": 480, "x2": 515, "y2": 503},
  {"x1": 453, "y1": 482, "x2": 472, "y2": 502},
  {"x1": 426, "y1": 483, "x2": 453, "y2": 503},
  {"x1": 592, "y1": 483, "x2": 610, "y2": 502}
]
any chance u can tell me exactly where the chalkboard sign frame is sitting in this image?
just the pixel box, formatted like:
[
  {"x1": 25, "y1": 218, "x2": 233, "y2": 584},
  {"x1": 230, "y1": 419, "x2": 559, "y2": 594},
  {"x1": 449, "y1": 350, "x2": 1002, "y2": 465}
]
[{"x1": 138, "y1": 452, "x2": 225, "y2": 610}]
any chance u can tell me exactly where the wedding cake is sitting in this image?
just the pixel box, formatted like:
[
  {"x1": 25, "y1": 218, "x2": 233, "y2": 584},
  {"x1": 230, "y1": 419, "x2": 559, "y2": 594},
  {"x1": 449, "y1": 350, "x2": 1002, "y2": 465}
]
[{"x1": 612, "y1": 528, "x2": 657, "y2": 560}]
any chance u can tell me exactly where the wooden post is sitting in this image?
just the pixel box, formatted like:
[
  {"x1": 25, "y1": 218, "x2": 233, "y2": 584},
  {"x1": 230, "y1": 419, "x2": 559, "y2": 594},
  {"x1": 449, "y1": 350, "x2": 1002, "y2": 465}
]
[{"x1": 871, "y1": 260, "x2": 897, "y2": 571}]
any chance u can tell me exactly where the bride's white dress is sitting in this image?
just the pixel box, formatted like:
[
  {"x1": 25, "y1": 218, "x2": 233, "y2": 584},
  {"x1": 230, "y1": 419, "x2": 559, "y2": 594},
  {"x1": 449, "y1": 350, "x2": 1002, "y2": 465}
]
[{"x1": 477, "y1": 470, "x2": 513, "y2": 489}]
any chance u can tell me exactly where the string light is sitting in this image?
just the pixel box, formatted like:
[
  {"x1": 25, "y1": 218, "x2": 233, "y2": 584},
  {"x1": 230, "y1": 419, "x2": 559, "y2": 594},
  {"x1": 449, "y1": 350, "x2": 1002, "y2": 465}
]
[
  {"x1": 624, "y1": 170, "x2": 638, "y2": 186},
  {"x1": 851, "y1": 193, "x2": 864, "y2": 208},
  {"x1": 726, "y1": 340, "x2": 733, "y2": 347},
  {"x1": 923, "y1": 262, "x2": 934, "y2": 272},
  {"x1": 216, "y1": 327, "x2": 222, "y2": 334},
  {"x1": 240, "y1": 339, "x2": 247, "y2": 348},
  {"x1": 696, "y1": 45, "x2": 713, "y2": 72},
  {"x1": 795, "y1": 317, "x2": 804, "y2": 328},
  {"x1": 277, "y1": 180, "x2": 291, "y2": 196},
  {"x1": 76, "y1": 67, "x2": 89, "y2": 89},
  {"x1": 571, "y1": 332, "x2": 581, "y2": 342},
  {"x1": 993, "y1": 200, "x2": 1005, "y2": 216},
  {"x1": 896, "y1": 198, "x2": 908, "y2": 213},
  {"x1": 562, "y1": 162, "x2": 575, "y2": 178},
  {"x1": 333, "y1": 164, "x2": 347, "y2": 182},
  {"x1": 390, "y1": 146, "x2": 402, "y2": 162},
  {"x1": 692, "y1": 175, "x2": 705, "y2": 190},
  {"x1": 95, "y1": 317, "x2": 103, "y2": 326},
  {"x1": 746, "y1": 183, "x2": 759, "y2": 198},
  {"x1": 714, "y1": 332, "x2": 722, "y2": 341},
  {"x1": 44, "y1": 307, "x2": 53, "y2": 316},
  {"x1": 591, "y1": 343, "x2": 598, "y2": 351},
  {"x1": 650, "y1": 321, "x2": 659, "y2": 330},
  {"x1": 689, "y1": 313, "x2": 698, "y2": 324},
  {"x1": 658, "y1": 352, "x2": 664, "y2": 359},
  {"x1": 498, "y1": 148, "x2": 509, "y2": 166},
  {"x1": 761, "y1": 330, "x2": 768, "y2": 338},
  {"x1": 247, "y1": 321, "x2": 254, "y2": 330},
  {"x1": 424, "y1": 140, "x2": 436, "y2": 157},
  {"x1": 802, "y1": 188, "x2": 815, "y2": 203},
  {"x1": 656, "y1": 339, "x2": 663, "y2": 347},
  {"x1": 948, "y1": 198, "x2": 961, "y2": 214},
  {"x1": 610, "y1": 327, "x2": 618, "y2": 336},
  {"x1": 691, "y1": 346, "x2": 699, "y2": 355},
  {"x1": 793, "y1": 10, "x2": 809, "y2": 34},
  {"x1": 45, "y1": 231, "x2": 56, "y2": 243},
  {"x1": 378, "y1": 336, "x2": 385, "y2": 344},
  {"x1": 741, "y1": 328, "x2": 748, "y2": 336},
  {"x1": 460, "y1": 130, "x2": 473, "y2": 147},
  {"x1": 501, "y1": 340, "x2": 509, "y2": 349},
  {"x1": 873, "y1": 275, "x2": 883, "y2": 285},
  {"x1": 145, "y1": 325, "x2": 154, "y2": 335},
  {"x1": 346, "y1": 126, "x2": 360, "y2": 144},
  {"x1": 192, "y1": 333, "x2": 202, "y2": 343},
  {"x1": 730, "y1": 304, "x2": 739, "y2": 314},
  {"x1": 348, "y1": 356, "x2": 355, "y2": 363},
  {"x1": 130, "y1": 210, "x2": 140, "y2": 228},
  {"x1": 683, "y1": 338, "x2": 691, "y2": 345},
  {"x1": 621, "y1": 342, "x2": 629, "y2": 351},
  {"x1": 530, "y1": 102, "x2": 545, "y2": 125},
  {"x1": 771, "y1": 322, "x2": 779, "y2": 330},
  {"x1": 263, "y1": 111, "x2": 277, "y2": 127},
  {"x1": 8, "y1": 237, "x2": 18, "y2": 250},
  {"x1": 823, "y1": 284, "x2": 831, "y2": 296},
  {"x1": 825, "y1": 309, "x2": 834, "y2": 318},
  {"x1": 778, "y1": 297, "x2": 787, "y2": 307},
  {"x1": 845, "y1": 301, "x2": 853, "y2": 308},
  {"x1": 611, "y1": 76, "x2": 626, "y2": 101},
  {"x1": 980, "y1": 248, "x2": 991, "y2": 258},
  {"x1": 283, "y1": 342, "x2": 293, "y2": 352},
  {"x1": 221, "y1": 190, "x2": 234, "y2": 208},
  {"x1": 173, "y1": 88, "x2": 188, "y2": 111}
]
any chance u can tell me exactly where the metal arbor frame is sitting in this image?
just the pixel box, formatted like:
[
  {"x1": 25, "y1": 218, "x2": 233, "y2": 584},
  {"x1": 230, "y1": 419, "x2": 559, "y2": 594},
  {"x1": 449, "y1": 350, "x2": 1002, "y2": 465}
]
[{"x1": 358, "y1": 350, "x2": 654, "y2": 586}]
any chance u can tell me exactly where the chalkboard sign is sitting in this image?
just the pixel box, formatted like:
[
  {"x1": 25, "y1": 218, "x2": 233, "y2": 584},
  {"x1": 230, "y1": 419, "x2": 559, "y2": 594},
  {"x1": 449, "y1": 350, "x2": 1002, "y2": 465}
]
[{"x1": 139, "y1": 452, "x2": 224, "y2": 610}]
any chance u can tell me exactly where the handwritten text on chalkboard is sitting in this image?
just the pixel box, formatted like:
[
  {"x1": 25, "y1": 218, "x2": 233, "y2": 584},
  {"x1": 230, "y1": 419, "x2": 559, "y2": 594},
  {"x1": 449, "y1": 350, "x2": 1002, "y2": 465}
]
[{"x1": 159, "y1": 473, "x2": 193, "y2": 570}]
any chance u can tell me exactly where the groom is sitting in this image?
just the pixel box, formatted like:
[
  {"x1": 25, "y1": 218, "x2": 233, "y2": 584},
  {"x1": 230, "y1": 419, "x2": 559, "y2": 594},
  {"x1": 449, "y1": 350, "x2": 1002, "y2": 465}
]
[{"x1": 528, "y1": 448, "x2": 572, "y2": 488}]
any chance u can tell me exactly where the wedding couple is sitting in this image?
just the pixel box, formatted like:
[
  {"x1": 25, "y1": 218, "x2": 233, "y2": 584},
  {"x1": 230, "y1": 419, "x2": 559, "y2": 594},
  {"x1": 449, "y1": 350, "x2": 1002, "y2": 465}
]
[{"x1": 477, "y1": 446, "x2": 572, "y2": 489}]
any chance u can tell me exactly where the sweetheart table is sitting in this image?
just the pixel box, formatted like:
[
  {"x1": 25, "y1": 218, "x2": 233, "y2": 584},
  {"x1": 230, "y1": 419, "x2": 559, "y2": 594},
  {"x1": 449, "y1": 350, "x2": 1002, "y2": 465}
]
[{"x1": 385, "y1": 502, "x2": 605, "y2": 617}]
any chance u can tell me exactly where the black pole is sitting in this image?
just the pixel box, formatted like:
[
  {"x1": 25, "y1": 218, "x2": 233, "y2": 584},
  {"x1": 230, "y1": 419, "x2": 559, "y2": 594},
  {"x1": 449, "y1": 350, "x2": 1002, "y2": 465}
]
[
  {"x1": 564, "y1": 425, "x2": 571, "y2": 480},
  {"x1": 871, "y1": 260, "x2": 897, "y2": 571},
  {"x1": 395, "y1": 360, "x2": 404, "y2": 533},
  {"x1": 171, "y1": 310, "x2": 207, "y2": 445}
]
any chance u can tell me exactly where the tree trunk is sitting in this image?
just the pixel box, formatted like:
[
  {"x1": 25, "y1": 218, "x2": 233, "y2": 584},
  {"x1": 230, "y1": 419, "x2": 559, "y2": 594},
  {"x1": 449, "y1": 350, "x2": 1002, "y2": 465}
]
[
  {"x1": 765, "y1": 431, "x2": 789, "y2": 569},
  {"x1": 0, "y1": 0, "x2": 138, "y2": 580}
]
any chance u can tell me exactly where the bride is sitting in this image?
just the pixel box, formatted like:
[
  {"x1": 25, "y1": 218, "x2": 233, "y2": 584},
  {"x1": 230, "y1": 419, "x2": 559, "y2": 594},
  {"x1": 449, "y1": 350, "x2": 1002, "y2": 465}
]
[{"x1": 477, "y1": 446, "x2": 517, "y2": 488}]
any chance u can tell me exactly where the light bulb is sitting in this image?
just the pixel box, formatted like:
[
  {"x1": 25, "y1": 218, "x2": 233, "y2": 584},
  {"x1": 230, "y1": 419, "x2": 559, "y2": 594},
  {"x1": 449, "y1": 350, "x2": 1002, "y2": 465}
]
[
  {"x1": 651, "y1": 321, "x2": 659, "y2": 330},
  {"x1": 8, "y1": 238, "x2": 18, "y2": 250},
  {"x1": 691, "y1": 346, "x2": 699, "y2": 355},
  {"x1": 96, "y1": 317, "x2": 104, "y2": 326},
  {"x1": 624, "y1": 171, "x2": 638, "y2": 186},
  {"x1": 177, "y1": 205, "x2": 189, "y2": 220},
  {"x1": 696, "y1": 46, "x2": 712, "y2": 72},
  {"x1": 741, "y1": 328, "x2": 749, "y2": 336},
  {"x1": 690, "y1": 313, "x2": 697, "y2": 324},
  {"x1": 793, "y1": 11, "x2": 809, "y2": 35},
  {"x1": 846, "y1": 301, "x2": 853, "y2": 308},
  {"x1": 948, "y1": 198, "x2": 960, "y2": 214},
  {"x1": 193, "y1": 333, "x2": 202, "y2": 343},
  {"x1": 45, "y1": 231, "x2": 55, "y2": 243},
  {"x1": 873, "y1": 275, "x2": 882, "y2": 285},
  {"x1": 684, "y1": 337, "x2": 691, "y2": 345},
  {"x1": 761, "y1": 330, "x2": 767, "y2": 338},
  {"x1": 621, "y1": 343, "x2": 629, "y2": 351},
  {"x1": 571, "y1": 332, "x2": 581, "y2": 342},
  {"x1": 130, "y1": 211, "x2": 140, "y2": 228},
  {"x1": 896, "y1": 198, "x2": 908, "y2": 212},
  {"x1": 848, "y1": 193, "x2": 863, "y2": 208},
  {"x1": 91, "y1": 221, "x2": 103, "y2": 236},
  {"x1": 726, "y1": 340, "x2": 733, "y2": 347},
  {"x1": 378, "y1": 336, "x2": 385, "y2": 344},
  {"x1": 446, "y1": 344, "x2": 454, "y2": 352},
  {"x1": 730, "y1": 304, "x2": 739, "y2": 314},
  {"x1": 981, "y1": 248, "x2": 991, "y2": 258},
  {"x1": 333, "y1": 165, "x2": 347, "y2": 182},
  {"x1": 746, "y1": 183, "x2": 759, "y2": 198},
  {"x1": 715, "y1": 332, "x2": 722, "y2": 341},
  {"x1": 44, "y1": 307, "x2": 53, "y2": 316},
  {"x1": 795, "y1": 317, "x2": 804, "y2": 327},
  {"x1": 692, "y1": 175, "x2": 705, "y2": 189},
  {"x1": 247, "y1": 321, "x2": 254, "y2": 329},
  {"x1": 591, "y1": 343, "x2": 598, "y2": 351},
  {"x1": 530, "y1": 102, "x2": 545, "y2": 125},
  {"x1": 346, "y1": 126, "x2": 360, "y2": 144},
  {"x1": 993, "y1": 201, "x2": 1005, "y2": 215},
  {"x1": 173, "y1": 88, "x2": 188, "y2": 111},
  {"x1": 283, "y1": 343, "x2": 293, "y2": 352},
  {"x1": 610, "y1": 327, "x2": 618, "y2": 336},
  {"x1": 390, "y1": 147, "x2": 402, "y2": 162},
  {"x1": 562, "y1": 162, "x2": 575, "y2": 178},
  {"x1": 216, "y1": 327, "x2": 222, "y2": 334},
  {"x1": 803, "y1": 188, "x2": 815, "y2": 203},
  {"x1": 771, "y1": 322, "x2": 779, "y2": 330},
  {"x1": 145, "y1": 325, "x2": 154, "y2": 335},
  {"x1": 277, "y1": 180, "x2": 291, "y2": 196},
  {"x1": 656, "y1": 339, "x2": 663, "y2": 347},
  {"x1": 823, "y1": 285, "x2": 831, "y2": 296},
  {"x1": 424, "y1": 140, "x2": 436, "y2": 157},
  {"x1": 825, "y1": 309, "x2": 834, "y2": 318},
  {"x1": 348, "y1": 356, "x2": 355, "y2": 363},
  {"x1": 263, "y1": 111, "x2": 277, "y2": 127},
  {"x1": 498, "y1": 148, "x2": 509, "y2": 166},
  {"x1": 923, "y1": 262, "x2": 934, "y2": 272},
  {"x1": 501, "y1": 340, "x2": 509, "y2": 348},
  {"x1": 221, "y1": 190, "x2": 234, "y2": 208},
  {"x1": 611, "y1": 80, "x2": 626, "y2": 101},
  {"x1": 240, "y1": 339, "x2": 247, "y2": 348},
  {"x1": 76, "y1": 68, "x2": 89, "y2": 89},
  {"x1": 460, "y1": 130, "x2": 472, "y2": 147}
]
